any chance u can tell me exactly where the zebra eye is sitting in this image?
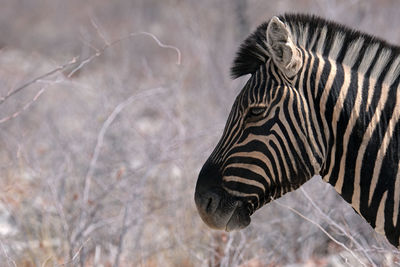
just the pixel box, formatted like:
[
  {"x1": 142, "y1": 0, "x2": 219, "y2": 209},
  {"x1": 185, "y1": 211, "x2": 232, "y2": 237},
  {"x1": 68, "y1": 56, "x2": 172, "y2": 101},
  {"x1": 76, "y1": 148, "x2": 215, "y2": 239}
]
[{"x1": 248, "y1": 107, "x2": 266, "y2": 117}]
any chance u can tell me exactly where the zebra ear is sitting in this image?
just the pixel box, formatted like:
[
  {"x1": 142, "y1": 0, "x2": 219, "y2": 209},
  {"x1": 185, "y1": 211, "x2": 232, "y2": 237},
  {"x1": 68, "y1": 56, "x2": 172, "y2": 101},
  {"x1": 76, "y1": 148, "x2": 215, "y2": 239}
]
[{"x1": 266, "y1": 16, "x2": 302, "y2": 77}]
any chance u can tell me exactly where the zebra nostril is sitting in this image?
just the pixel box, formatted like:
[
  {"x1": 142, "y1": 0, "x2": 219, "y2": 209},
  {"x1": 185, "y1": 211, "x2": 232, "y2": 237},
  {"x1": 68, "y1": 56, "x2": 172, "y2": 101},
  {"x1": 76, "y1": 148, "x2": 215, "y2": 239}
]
[
  {"x1": 206, "y1": 197, "x2": 213, "y2": 211},
  {"x1": 198, "y1": 191, "x2": 220, "y2": 214}
]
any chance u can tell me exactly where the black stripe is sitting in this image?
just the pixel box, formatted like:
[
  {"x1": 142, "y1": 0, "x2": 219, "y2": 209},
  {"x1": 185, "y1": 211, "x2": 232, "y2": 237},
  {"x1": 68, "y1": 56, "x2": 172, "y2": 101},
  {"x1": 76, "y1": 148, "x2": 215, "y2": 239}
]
[
  {"x1": 268, "y1": 140, "x2": 291, "y2": 192},
  {"x1": 381, "y1": 119, "x2": 400, "y2": 247},
  {"x1": 352, "y1": 40, "x2": 370, "y2": 72},
  {"x1": 308, "y1": 53, "x2": 327, "y2": 155},
  {"x1": 320, "y1": 63, "x2": 344, "y2": 180},
  {"x1": 225, "y1": 156, "x2": 273, "y2": 181},
  {"x1": 228, "y1": 139, "x2": 280, "y2": 181},
  {"x1": 333, "y1": 69, "x2": 358, "y2": 200},
  {"x1": 224, "y1": 167, "x2": 268, "y2": 193}
]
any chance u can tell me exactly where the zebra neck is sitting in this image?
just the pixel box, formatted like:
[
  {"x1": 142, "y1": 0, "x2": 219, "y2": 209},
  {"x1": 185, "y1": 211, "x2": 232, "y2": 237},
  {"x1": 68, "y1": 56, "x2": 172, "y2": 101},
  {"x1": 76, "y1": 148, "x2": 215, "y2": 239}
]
[
  {"x1": 313, "y1": 50, "x2": 400, "y2": 188},
  {"x1": 308, "y1": 47, "x2": 400, "y2": 241},
  {"x1": 316, "y1": 56, "x2": 361, "y2": 188}
]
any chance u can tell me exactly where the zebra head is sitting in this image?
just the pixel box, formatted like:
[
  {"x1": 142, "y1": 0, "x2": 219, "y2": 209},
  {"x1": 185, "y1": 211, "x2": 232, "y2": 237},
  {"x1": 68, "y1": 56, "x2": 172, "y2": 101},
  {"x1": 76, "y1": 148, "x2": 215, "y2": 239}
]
[{"x1": 195, "y1": 17, "x2": 322, "y2": 231}]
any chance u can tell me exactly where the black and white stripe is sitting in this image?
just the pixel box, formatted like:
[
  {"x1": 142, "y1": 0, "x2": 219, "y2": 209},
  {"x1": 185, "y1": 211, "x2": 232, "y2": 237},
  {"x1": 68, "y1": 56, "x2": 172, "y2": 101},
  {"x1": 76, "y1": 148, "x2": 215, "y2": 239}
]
[{"x1": 197, "y1": 14, "x2": 400, "y2": 247}]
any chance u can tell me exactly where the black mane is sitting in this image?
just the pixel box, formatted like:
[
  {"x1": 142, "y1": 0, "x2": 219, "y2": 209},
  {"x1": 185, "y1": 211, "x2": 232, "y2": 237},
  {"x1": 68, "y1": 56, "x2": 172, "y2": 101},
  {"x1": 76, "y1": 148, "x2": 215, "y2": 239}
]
[{"x1": 231, "y1": 13, "x2": 400, "y2": 79}]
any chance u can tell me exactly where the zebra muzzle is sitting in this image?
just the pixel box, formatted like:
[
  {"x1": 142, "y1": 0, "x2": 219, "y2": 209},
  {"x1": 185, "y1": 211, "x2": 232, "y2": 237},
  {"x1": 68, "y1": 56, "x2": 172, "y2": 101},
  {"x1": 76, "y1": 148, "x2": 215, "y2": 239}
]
[
  {"x1": 195, "y1": 161, "x2": 252, "y2": 231},
  {"x1": 194, "y1": 187, "x2": 251, "y2": 231}
]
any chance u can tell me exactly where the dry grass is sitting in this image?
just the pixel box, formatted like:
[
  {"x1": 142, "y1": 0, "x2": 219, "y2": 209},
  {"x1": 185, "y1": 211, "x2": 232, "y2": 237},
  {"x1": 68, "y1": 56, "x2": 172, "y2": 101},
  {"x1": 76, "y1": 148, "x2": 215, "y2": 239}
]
[{"x1": 1, "y1": 0, "x2": 400, "y2": 266}]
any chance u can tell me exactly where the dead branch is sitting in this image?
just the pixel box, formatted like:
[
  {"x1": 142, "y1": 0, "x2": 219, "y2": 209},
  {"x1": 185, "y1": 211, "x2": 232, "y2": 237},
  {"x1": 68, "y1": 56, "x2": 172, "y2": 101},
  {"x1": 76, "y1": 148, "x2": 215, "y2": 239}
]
[
  {"x1": 59, "y1": 238, "x2": 91, "y2": 267},
  {"x1": 0, "y1": 30, "x2": 181, "y2": 114},
  {"x1": 299, "y1": 187, "x2": 376, "y2": 265},
  {"x1": 0, "y1": 57, "x2": 77, "y2": 106},
  {"x1": 0, "y1": 86, "x2": 46, "y2": 124},
  {"x1": 273, "y1": 198, "x2": 368, "y2": 267}
]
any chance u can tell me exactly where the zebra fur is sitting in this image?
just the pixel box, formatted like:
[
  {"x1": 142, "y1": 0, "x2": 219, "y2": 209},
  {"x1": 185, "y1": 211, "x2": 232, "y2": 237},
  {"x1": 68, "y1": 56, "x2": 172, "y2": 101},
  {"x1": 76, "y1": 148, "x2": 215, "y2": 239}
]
[{"x1": 195, "y1": 13, "x2": 400, "y2": 248}]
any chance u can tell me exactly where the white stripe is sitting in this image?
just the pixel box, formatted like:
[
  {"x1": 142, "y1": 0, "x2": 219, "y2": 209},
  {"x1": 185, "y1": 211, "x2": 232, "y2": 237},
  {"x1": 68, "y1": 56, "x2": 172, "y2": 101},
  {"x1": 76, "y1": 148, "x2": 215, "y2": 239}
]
[
  {"x1": 358, "y1": 43, "x2": 379, "y2": 74},
  {"x1": 343, "y1": 38, "x2": 364, "y2": 67},
  {"x1": 315, "y1": 26, "x2": 328, "y2": 55},
  {"x1": 298, "y1": 24, "x2": 309, "y2": 47},
  {"x1": 375, "y1": 190, "x2": 388, "y2": 236},
  {"x1": 329, "y1": 32, "x2": 345, "y2": 60},
  {"x1": 224, "y1": 175, "x2": 266, "y2": 192},
  {"x1": 393, "y1": 162, "x2": 400, "y2": 226},
  {"x1": 223, "y1": 186, "x2": 260, "y2": 201},
  {"x1": 307, "y1": 26, "x2": 319, "y2": 50},
  {"x1": 365, "y1": 49, "x2": 391, "y2": 111},
  {"x1": 226, "y1": 163, "x2": 269, "y2": 185}
]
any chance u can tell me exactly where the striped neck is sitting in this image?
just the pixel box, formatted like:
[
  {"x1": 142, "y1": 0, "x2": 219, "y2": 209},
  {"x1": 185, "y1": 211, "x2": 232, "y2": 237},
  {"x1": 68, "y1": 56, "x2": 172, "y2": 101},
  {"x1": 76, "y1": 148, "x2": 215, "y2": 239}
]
[
  {"x1": 292, "y1": 22, "x2": 400, "y2": 220},
  {"x1": 285, "y1": 15, "x2": 400, "y2": 244}
]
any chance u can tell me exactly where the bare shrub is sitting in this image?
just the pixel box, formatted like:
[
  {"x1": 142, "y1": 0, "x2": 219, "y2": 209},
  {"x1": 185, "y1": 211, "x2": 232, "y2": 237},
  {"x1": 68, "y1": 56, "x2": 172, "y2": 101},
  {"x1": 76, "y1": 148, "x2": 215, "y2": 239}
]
[{"x1": 1, "y1": 0, "x2": 400, "y2": 266}]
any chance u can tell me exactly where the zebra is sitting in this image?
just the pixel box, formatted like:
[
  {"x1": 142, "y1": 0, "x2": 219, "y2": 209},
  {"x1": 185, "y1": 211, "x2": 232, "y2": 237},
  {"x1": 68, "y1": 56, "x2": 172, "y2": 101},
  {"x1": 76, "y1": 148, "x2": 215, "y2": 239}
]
[{"x1": 194, "y1": 13, "x2": 400, "y2": 248}]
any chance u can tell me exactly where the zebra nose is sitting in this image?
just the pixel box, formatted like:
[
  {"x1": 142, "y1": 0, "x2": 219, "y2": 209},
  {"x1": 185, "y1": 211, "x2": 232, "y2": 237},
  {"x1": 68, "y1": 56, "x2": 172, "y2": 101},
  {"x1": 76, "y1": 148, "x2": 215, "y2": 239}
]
[{"x1": 195, "y1": 161, "x2": 223, "y2": 215}]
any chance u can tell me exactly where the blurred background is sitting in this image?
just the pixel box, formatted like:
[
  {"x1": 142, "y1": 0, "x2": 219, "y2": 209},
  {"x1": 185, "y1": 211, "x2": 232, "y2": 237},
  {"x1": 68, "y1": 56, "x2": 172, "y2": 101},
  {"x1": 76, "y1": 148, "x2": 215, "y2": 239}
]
[{"x1": 1, "y1": 0, "x2": 400, "y2": 266}]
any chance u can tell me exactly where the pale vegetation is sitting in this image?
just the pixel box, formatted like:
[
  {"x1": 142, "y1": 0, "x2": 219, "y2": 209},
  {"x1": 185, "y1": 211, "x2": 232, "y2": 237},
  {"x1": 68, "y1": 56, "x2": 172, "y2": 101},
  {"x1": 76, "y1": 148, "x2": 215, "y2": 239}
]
[{"x1": 1, "y1": 0, "x2": 400, "y2": 266}]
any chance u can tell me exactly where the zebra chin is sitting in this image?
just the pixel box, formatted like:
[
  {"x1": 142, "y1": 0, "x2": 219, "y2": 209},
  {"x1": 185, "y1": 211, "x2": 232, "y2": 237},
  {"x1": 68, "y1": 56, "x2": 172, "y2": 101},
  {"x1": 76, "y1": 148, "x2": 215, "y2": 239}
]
[
  {"x1": 194, "y1": 192, "x2": 252, "y2": 231},
  {"x1": 224, "y1": 200, "x2": 252, "y2": 231}
]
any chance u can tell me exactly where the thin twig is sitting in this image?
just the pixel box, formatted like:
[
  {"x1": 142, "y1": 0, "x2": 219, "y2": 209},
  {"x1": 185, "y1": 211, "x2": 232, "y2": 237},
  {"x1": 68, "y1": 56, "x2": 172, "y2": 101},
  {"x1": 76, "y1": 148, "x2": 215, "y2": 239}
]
[
  {"x1": 0, "y1": 57, "x2": 77, "y2": 105},
  {"x1": 0, "y1": 86, "x2": 46, "y2": 124},
  {"x1": 59, "y1": 237, "x2": 91, "y2": 266},
  {"x1": 299, "y1": 187, "x2": 376, "y2": 266},
  {"x1": 0, "y1": 31, "x2": 181, "y2": 106},
  {"x1": 113, "y1": 206, "x2": 129, "y2": 267},
  {"x1": 41, "y1": 256, "x2": 53, "y2": 267},
  {"x1": 67, "y1": 31, "x2": 181, "y2": 78},
  {"x1": 47, "y1": 169, "x2": 70, "y2": 243},
  {"x1": 89, "y1": 14, "x2": 110, "y2": 46},
  {"x1": 272, "y1": 197, "x2": 367, "y2": 267},
  {"x1": 129, "y1": 32, "x2": 182, "y2": 65},
  {"x1": 82, "y1": 86, "x2": 165, "y2": 205},
  {"x1": 75, "y1": 87, "x2": 166, "y2": 247},
  {"x1": 0, "y1": 240, "x2": 17, "y2": 267}
]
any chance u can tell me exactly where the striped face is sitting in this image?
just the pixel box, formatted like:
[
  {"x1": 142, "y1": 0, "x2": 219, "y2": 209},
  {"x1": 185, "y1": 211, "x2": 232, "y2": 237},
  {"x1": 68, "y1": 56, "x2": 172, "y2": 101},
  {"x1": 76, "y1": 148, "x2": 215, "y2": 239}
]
[{"x1": 195, "y1": 59, "x2": 315, "y2": 231}]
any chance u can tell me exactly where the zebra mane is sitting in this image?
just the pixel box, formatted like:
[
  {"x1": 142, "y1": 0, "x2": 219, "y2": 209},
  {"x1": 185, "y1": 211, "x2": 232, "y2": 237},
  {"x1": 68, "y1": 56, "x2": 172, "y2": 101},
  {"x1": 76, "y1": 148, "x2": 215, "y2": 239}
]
[{"x1": 231, "y1": 13, "x2": 400, "y2": 82}]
